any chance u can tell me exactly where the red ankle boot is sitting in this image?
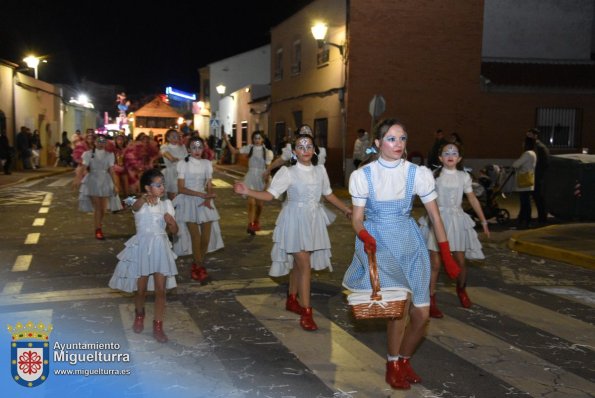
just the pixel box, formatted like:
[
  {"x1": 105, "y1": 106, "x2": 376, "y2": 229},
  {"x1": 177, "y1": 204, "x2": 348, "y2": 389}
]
[
  {"x1": 429, "y1": 294, "x2": 444, "y2": 318},
  {"x1": 252, "y1": 221, "x2": 261, "y2": 231},
  {"x1": 152, "y1": 320, "x2": 168, "y2": 343},
  {"x1": 95, "y1": 228, "x2": 105, "y2": 240},
  {"x1": 300, "y1": 307, "x2": 318, "y2": 331},
  {"x1": 385, "y1": 360, "x2": 410, "y2": 390},
  {"x1": 456, "y1": 286, "x2": 472, "y2": 308},
  {"x1": 246, "y1": 222, "x2": 256, "y2": 235},
  {"x1": 132, "y1": 308, "x2": 145, "y2": 333},
  {"x1": 286, "y1": 293, "x2": 304, "y2": 315},
  {"x1": 191, "y1": 263, "x2": 208, "y2": 282},
  {"x1": 399, "y1": 357, "x2": 422, "y2": 383}
]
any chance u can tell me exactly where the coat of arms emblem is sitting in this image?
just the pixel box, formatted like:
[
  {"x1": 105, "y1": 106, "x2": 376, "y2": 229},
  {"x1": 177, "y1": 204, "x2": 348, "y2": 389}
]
[{"x1": 7, "y1": 321, "x2": 52, "y2": 387}]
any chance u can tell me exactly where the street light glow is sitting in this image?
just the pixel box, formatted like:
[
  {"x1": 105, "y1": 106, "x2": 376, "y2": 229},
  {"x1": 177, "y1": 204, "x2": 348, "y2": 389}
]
[
  {"x1": 216, "y1": 84, "x2": 226, "y2": 95},
  {"x1": 310, "y1": 22, "x2": 328, "y2": 41}
]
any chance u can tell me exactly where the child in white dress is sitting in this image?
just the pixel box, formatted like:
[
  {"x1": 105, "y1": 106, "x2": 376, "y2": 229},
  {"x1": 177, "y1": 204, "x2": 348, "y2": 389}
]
[
  {"x1": 160, "y1": 129, "x2": 188, "y2": 200},
  {"x1": 419, "y1": 142, "x2": 490, "y2": 317},
  {"x1": 173, "y1": 136, "x2": 224, "y2": 282},
  {"x1": 234, "y1": 133, "x2": 352, "y2": 331},
  {"x1": 224, "y1": 131, "x2": 274, "y2": 234},
  {"x1": 109, "y1": 168, "x2": 179, "y2": 343},
  {"x1": 74, "y1": 134, "x2": 121, "y2": 240}
]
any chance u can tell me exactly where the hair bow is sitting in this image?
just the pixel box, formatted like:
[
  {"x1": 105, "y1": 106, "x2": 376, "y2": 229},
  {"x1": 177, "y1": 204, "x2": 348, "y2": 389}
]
[{"x1": 365, "y1": 146, "x2": 378, "y2": 155}]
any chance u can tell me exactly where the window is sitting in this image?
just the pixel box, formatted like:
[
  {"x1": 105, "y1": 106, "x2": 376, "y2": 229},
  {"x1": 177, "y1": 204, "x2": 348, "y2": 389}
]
[
  {"x1": 536, "y1": 108, "x2": 581, "y2": 149},
  {"x1": 0, "y1": 110, "x2": 6, "y2": 136},
  {"x1": 292, "y1": 111, "x2": 302, "y2": 129},
  {"x1": 203, "y1": 79, "x2": 210, "y2": 101},
  {"x1": 313, "y1": 118, "x2": 328, "y2": 148},
  {"x1": 241, "y1": 121, "x2": 248, "y2": 146},
  {"x1": 275, "y1": 121, "x2": 287, "y2": 155},
  {"x1": 316, "y1": 44, "x2": 329, "y2": 67},
  {"x1": 291, "y1": 40, "x2": 301, "y2": 75},
  {"x1": 274, "y1": 48, "x2": 284, "y2": 81}
]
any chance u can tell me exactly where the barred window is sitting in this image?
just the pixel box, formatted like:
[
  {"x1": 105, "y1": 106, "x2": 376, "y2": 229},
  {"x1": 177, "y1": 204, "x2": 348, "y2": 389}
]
[
  {"x1": 536, "y1": 108, "x2": 581, "y2": 149},
  {"x1": 274, "y1": 48, "x2": 283, "y2": 81},
  {"x1": 291, "y1": 40, "x2": 301, "y2": 75}
]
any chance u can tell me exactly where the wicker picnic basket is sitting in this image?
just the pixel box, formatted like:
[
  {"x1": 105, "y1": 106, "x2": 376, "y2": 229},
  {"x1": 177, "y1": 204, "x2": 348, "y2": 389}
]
[{"x1": 348, "y1": 251, "x2": 407, "y2": 320}]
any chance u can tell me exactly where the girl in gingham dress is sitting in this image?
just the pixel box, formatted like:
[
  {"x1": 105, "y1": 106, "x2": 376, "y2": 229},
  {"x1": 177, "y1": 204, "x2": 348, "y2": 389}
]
[
  {"x1": 234, "y1": 133, "x2": 352, "y2": 331},
  {"x1": 343, "y1": 119, "x2": 460, "y2": 391}
]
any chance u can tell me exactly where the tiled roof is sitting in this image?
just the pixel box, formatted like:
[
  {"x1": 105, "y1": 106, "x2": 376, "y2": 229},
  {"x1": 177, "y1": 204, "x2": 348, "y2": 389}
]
[{"x1": 481, "y1": 61, "x2": 595, "y2": 88}]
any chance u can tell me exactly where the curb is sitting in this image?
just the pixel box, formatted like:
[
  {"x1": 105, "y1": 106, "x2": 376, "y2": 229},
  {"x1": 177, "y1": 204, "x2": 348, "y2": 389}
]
[
  {"x1": 508, "y1": 226, "x2": 595, "y2": 270},
  {"x1": 2, "y1": 169, "x2": 73, "y2": 188}
]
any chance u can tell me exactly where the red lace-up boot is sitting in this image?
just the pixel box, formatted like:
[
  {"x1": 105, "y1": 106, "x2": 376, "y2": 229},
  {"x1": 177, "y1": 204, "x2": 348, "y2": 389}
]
[
  {"x1": 399, "y1": 357, "x2": 422, "y2": 383},
  {"x1": 456, "y1": 286, "x2": 472, "y2": 308},
  {"x1": 152, "y1": 320, "x2": 168, "y2": 343},
  {"x1": 285, "y1": 293, "x2": 304, "y2": 315},
  {"x1": 95, "y1": 228, "x2": 105, "y2": 240},
  {"x1": 132, "y1": 308, "x2": 145, "y2": 333},
  {"x1": 429, "y1": 294, "x2": 444, "y2": 318},
  {"x1": 191, "y1": 263, "x2": 208, "y2": 282},
  {"x1": 385, "y1": 360, "x2": 410, "y2": 390},
  {"x1": 300, "y1": 307, "x2": 318, "y2": 331}
]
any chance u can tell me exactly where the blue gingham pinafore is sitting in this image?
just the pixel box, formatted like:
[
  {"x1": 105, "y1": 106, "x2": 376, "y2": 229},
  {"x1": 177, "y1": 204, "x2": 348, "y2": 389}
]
[{"x1": 342, "y1": 164, "x2": 431, "y2": 307}]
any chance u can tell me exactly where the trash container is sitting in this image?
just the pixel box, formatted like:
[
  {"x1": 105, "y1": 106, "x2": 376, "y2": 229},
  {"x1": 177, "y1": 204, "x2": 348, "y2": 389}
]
[{"x1": 544, "y1": 154, "x2": 595, "y2": 220}]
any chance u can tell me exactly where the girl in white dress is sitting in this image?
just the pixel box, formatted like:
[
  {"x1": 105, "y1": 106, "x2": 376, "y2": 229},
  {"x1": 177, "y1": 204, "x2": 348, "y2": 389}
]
[
  {"x1": 234, "y1": 134, "x2": 352, "y2": 331},
  {"x1": 160, "y1": 129, "x2": 188, "y2": 200},
  {"x1": 418, "y1": 142, "x2": 490, "y2": 317},
  {"x1": 173, "y1": 136, "x2": 224, "y2": 282},
  {"x1": 223, "y1": 131, "x2": 274, "y2": 234},
  {"x1": 74, "y1": 134, "x2": 121, "y2": 240},
  {"x1": 109, "y1": 168, "x2": 179, "y2": 343}
]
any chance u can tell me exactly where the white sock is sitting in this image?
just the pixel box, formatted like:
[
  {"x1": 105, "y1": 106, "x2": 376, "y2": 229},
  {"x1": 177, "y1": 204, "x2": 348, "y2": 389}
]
[{"x1": 387, "y1": 354, "x2": 400, "y2": 362}]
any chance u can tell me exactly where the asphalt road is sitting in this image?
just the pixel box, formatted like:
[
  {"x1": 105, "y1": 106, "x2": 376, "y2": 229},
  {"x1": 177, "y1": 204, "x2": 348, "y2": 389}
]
[{"x1": 0, "y1": 170, "x2": 593, "y2": 398}]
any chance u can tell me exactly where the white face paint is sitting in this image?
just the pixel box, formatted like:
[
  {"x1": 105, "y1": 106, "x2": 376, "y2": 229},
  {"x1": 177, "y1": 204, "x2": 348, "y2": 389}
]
[
  {"x1": 190, "y1": 141, "x2": 203, "y2": 151},
  {"x1": 295, "y1": 138, "x2": 314, "y2": 153}
]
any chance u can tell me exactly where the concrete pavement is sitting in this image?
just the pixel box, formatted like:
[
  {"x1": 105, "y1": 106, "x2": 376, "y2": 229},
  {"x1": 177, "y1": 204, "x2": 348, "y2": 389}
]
[{"x1": 1, "y1": 163, "x2": 593, "y2": 269}]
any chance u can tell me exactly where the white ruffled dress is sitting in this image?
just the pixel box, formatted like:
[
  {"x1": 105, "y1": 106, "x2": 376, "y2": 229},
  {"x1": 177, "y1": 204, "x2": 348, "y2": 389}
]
[
  {"x1": 172, "y1": 157, "x2": 224, "y2": 255},
  {"x1": 418, "y1": 168, "x2": 484, "y2": 259},
  {"x1": 267, "y1": 163, "x2": 334, "y2": 277},
  {"x1": 78, "y1": 149, "x2": 122, "y2": 212},
  {"x1": 160, "y1": 143, "x2": 188, "y2": 193},
  {"x1": 109, "y1": 199, "x2": 178, "y2": 292}
]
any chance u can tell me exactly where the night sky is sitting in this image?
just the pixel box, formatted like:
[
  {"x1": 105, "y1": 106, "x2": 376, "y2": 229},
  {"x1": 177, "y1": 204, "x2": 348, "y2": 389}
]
[{"x1": 1, "y1": 1, "x2": 312, "y2": 97}]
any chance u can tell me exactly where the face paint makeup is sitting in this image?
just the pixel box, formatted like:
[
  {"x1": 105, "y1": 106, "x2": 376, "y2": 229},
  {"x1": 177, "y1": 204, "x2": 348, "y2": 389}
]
[
  {"x1": 441, "y1": 144, "x2": 459, "y2": 157},
  {"x1": 150, "y1": 182, "x2": 164, "y2": 188},
  {"x1": 295, "y1": 137, "x2": 314, "y2": 152},
  {"x1": 96, "y1": 136, "x2": 107, "y2": 144},
  {"x1": 383, "y1": 135, "x2": 407, "y2": 144},
  {"x1": 190, "y1": 141, "x2": 203, "y2": 151},
  {"x1": 299, "y1": 126, "x2": 313, "y2": 136}
]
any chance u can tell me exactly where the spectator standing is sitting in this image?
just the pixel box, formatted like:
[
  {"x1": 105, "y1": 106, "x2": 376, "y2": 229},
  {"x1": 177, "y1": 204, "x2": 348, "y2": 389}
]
[
  {"x1": 352, "y1": 128, "x2": 369, "y2": 169},
  {"x1": 526, "y1": 128, "x2": 550, "y2": 224},
  {"x1": 512, "y1": 136, "x2": 537, "y2": 229},
  {"x1": 0, "y1": 129, "x2": 13, "y2": 174},
  {"x1": 16, "y1": 126, "x2": 33, "y2": 170}
]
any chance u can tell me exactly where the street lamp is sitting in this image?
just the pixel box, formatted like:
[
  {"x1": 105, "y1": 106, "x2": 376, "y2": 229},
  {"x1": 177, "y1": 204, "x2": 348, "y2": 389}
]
[
  {"x1": 310, "y1": 22, "x2": 344, "y2": 58},
  {"x1": 23, "y1": 55, "x2": 46, "y2": 79},
  {"x1": 216, "y1": 84, "x2": 226, "y2": 95}
]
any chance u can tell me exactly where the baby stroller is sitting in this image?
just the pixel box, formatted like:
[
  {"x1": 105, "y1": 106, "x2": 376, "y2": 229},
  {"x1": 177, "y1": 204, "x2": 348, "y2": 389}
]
[{"x1": 465, "y1": 164, "x2": 515, "y2": 225}]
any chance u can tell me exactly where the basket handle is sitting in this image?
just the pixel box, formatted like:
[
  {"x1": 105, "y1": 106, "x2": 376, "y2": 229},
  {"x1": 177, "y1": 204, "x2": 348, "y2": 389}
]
[{"x1": 367, "y1": 251, "x2": 383, "y2": 301}]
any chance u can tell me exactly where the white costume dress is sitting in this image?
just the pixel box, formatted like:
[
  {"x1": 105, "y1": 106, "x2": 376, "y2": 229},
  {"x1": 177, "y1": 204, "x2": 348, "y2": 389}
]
[
  {"x1": 418, "y1": 168, "x2": 484, "y2": 259},
  {"x1": 78, "y1": 149, "x2": 122, "y2": 212},
  {"x1": 109, "y1": 199, "x2": 178, "y2": 292},
  {"x1": 240, "y1": 145, "x2": 274, "y2": 191},
  {"x1": 172, "y1": 157, "x2": 224, "y2": 255},
  {"x1": 160, "y1": 143, "x2": 188, "y2": 193},
  {"x1": 267, "y1": 163, "x2": 335, "y2": 277}
]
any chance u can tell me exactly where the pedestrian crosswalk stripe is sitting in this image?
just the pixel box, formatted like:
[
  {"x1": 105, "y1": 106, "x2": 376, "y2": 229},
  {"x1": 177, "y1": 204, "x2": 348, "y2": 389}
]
[
  {"x1": 48, "y1": 177, "x2": 72, "y2": 187},
  {"x1": 2, "y1": 282, "x2": 23, "y2": 295},
  {"x1": 459, "y1": 287, "x2": 595, "y2": 350},
  {"x1": 532, "y1": 286, "x2": 595, "y2": 308},
  {"x1": 118, "y1": 302, "x2": 240, "y2": 398},
  {"x1": 427, "y1": 314, "x2": 595, "y2": 397},
  {"x1": 211, "y1": 178, "x2": 232, "y2": 188},
  {"x1": 236, "y1": 293, "x2": 428, "y2": 396}
]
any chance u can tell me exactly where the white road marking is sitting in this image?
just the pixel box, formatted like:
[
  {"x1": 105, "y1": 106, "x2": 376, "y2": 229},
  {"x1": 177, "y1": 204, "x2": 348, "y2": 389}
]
[
  {"x1": 42, "y1": 192, "x2": 53, "y2": 206},
  {"x1": 38, "y1": 207, "x2": 49, "y2": 213},
  {"x1": 25, "y1": 233, "x2": 40, "y2": 244},
  {"x1": 11, "y1": 255, "x2": 32, "y2": 272},
  {"x1": 33, "y1": 218, "x2": 46, "y2": 226},
  {"x1": 47, "y1": 177, "x2": 72, "y2": 187},
  {"x1": 2, "y1": 282, "x2": 24, "y2": 295},
  {"x1": 532, "y1": 286, "x2": 595, "y2": 308}
]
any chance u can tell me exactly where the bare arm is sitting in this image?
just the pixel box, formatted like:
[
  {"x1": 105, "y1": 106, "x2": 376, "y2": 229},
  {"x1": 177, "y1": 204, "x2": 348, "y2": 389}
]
[
  {"x1": 234, "y1": 181, "x2": 274, "y2": 201},
  {"x1": 324, "y1": 193, "x2": 352, "y2": 218},
  {"x1": 222, "y1": 135, "x2": 238, "y2": 155},
  {"x1": 465, "y1": 191, "x2": 490, "y2": 237},
  {"x1": 351, "y1": 205, "x2": 365, "y2": 234},
  {"x1": 424, "y1": 200, "x2": 448, "y2": 243},
  {"x1": 164, "y1": 213, "x2": 178, "y2": 235}
]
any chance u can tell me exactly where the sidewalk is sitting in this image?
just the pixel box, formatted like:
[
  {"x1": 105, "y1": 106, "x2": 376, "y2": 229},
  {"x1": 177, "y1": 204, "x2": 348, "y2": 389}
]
[
  {"x1": 214, "y1": 162, "x2": 595, "y2": 270},
  {"x1": 0, "y1": 166, "x2": 73, "y2": 187}
]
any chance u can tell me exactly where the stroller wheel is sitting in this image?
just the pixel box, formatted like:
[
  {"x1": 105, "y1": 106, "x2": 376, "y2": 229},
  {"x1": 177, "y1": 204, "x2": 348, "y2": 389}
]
[{"x1": 496, "y1": 209, "x2": 510, "y2": 225}]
